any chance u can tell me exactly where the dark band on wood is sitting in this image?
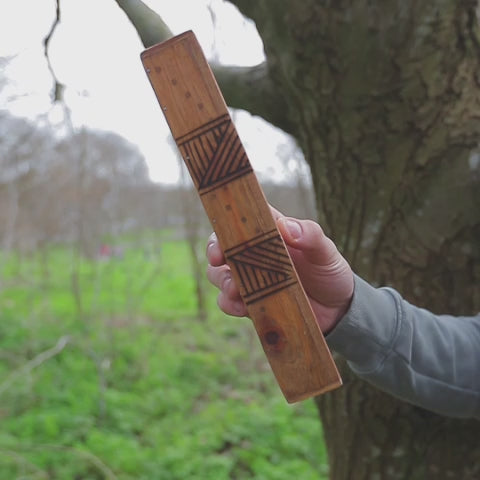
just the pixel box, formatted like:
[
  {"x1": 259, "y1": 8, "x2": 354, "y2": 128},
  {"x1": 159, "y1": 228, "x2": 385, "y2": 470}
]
[{"x1": 177, "y1": 114, "x2": 253, "y2": 195}]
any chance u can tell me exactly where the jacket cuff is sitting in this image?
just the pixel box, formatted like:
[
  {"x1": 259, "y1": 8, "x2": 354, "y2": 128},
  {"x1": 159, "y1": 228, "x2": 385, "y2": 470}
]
[{"x1": 326, "y1": 274, "x2": 400, "y2": 372}]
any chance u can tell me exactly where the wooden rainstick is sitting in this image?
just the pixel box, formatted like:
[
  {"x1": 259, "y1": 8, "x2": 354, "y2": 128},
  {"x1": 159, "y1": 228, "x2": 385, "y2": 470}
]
[{"x1": 141, "y1": 31, "x2": 342, "y2": 402}]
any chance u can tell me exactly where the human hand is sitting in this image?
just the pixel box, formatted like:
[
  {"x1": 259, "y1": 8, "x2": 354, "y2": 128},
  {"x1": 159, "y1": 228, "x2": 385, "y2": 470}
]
[{"x1": 206, "y1": 208, "x2": 354, "y2": 333}]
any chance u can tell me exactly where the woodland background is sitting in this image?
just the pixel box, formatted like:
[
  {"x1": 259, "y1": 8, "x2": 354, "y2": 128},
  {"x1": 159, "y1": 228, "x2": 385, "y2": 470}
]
[{"x1": 1, "y1": 0, "x2": 480, "y2": 479}]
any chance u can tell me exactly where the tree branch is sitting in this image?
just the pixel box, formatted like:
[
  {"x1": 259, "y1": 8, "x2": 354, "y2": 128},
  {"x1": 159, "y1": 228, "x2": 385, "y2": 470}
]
[
  {"x1": 0, "y1": 336, "x2": 70, "y2": 397},
  {"x1": 43, "y1": 0, "x2": 65, "y2": 102},
  {"x1": 212, "y1": 62, "x2": 293, "y2": 135},
  {"x1": 114, "y1": 0, "x2": 172, "y2": 47}
]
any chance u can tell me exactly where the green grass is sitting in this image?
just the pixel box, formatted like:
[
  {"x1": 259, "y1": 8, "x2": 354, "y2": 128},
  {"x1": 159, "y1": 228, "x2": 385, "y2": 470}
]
[{"x1": 0, "y1": 236, "x2": 328, "y2": 479}]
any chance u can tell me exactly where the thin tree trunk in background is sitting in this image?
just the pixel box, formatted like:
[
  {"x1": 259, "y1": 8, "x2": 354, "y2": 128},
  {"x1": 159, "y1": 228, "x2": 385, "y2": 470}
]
[
  {"x1": 3, "y1": 182, "x2": 19, "y2": 252},
  {"x1": 188, "y1": 238, "x2": 208, "y2": 321},
  {"x1": 178, "y1": 161, "x2": 208, "y2": 321}
]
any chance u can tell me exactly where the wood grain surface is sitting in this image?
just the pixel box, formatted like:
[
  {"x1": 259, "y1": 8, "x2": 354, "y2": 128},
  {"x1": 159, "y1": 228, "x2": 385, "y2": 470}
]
[{"x1": 141, "y1": 31, "x2": 341, "y2": 402}]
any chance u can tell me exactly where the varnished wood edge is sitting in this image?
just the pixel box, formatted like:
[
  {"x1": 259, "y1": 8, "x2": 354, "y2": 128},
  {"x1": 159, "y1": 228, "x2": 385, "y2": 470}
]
[{"x1": 140, "y1": 30, "x2": 195, "y2": 61}]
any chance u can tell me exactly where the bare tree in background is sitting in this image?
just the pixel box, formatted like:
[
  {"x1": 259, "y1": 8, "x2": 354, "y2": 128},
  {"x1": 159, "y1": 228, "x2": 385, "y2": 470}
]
[{"x1": 176, "y1": 145, "x2": 210, "y2": 321}]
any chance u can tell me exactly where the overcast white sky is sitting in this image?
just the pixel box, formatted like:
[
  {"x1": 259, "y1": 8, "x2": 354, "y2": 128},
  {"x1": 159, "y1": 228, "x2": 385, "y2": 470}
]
[{"x1": 0, "y1": 0, "x2": 299, "y2": 184}]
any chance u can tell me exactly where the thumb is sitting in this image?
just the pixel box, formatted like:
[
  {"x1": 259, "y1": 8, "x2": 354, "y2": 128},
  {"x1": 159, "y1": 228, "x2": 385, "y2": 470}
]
[
  {"x1": 277, "y1": 217, "x2": 339, "y2": 266},
  {"x1": 277, "y1": 216, "x2": 354, "y2": 316}
]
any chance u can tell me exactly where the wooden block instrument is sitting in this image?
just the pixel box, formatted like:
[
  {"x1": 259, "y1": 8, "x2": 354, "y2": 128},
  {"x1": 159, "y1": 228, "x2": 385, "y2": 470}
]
[{"x1": 141, "y1": 31, "x2": 342, "y2": 402}]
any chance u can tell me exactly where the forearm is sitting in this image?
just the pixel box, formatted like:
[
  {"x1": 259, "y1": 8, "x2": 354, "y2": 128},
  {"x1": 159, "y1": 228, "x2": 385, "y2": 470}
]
[{"x1": 326, "y1": 275, "x2": 480, "y2": 419}]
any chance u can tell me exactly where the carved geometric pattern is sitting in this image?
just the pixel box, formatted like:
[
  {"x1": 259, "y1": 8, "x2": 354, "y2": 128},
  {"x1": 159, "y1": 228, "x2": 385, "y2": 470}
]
[
  {"x1": 176, "y1": 114, "x2": 252, "y2": 195},
  {"x1": 225, "y1": 230, "x2": 297, "y2": 305}
]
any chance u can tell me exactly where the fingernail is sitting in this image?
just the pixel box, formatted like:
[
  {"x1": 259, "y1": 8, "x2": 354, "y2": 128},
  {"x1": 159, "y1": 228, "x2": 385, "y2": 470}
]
[
  {"x1": 207, "y1": 238, "x2": 217, "y2": 255},
  {"x1": 284, "y1": 219, "x2": 302, "y2": 239},
  {"x1": 207, "y1": 233, "x2": 217, "y2": 250}
]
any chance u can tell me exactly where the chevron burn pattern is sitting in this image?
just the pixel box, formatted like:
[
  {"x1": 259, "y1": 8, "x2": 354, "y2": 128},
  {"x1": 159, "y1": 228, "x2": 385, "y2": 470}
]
[
  {"x1": 225, "y1": 230, "x2": 297, "y2": 305},
  {"x1": 176, "y1": 114, "x2": 252, "y2": 195}
]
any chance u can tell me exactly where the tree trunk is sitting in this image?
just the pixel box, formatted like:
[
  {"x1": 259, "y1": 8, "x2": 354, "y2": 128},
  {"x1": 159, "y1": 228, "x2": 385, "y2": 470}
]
[
  {"x1": 239, "y1": 1, "x2": 480, "y2": 478},
  {"x1": 119, "y1": 0, "x2": 480, "y2": 477},
  {"x1": 178, "y1": 163, "x2": 209, "y2": 322}
]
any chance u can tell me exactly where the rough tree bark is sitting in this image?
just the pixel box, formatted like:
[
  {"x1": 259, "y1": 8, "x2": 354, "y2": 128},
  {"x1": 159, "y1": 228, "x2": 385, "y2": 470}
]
[{"x1": 116, "y1": 0, "x2": 480, "y2": 478}]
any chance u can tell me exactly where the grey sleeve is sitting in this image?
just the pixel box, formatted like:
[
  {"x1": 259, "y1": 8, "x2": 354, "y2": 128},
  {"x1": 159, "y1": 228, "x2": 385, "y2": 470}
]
[{"x1": 326, "y1": 275, "x2": 480, "y2": 419}]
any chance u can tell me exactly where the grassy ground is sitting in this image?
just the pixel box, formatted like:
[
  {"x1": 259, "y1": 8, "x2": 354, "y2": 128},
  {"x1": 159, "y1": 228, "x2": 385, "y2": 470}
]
[{"x1": 0, "y1": 235, "x2": 329, "y2": 479}]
